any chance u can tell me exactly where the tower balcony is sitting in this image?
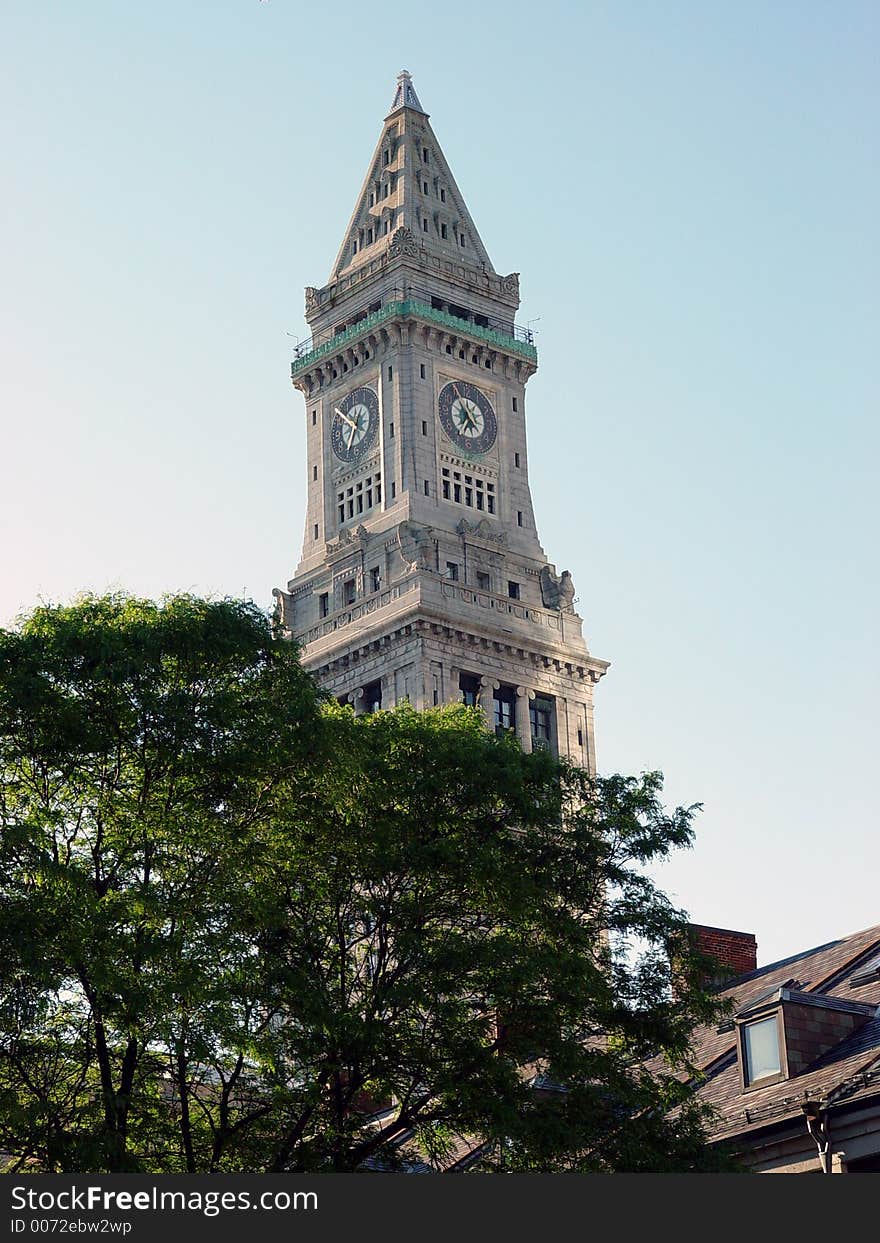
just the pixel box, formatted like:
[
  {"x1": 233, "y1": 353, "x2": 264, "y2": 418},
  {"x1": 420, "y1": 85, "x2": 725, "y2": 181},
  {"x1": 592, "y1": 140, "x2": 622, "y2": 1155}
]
[{"x1": 290, "y1": 294, "x2": 537, "y2": 381}]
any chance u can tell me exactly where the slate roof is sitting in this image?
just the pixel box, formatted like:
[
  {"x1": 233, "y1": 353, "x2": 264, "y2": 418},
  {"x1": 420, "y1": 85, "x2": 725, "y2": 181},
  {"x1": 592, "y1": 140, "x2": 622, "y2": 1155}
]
[{"x1": 685, "y1": 923, "x2": 880, "y2": 1140}]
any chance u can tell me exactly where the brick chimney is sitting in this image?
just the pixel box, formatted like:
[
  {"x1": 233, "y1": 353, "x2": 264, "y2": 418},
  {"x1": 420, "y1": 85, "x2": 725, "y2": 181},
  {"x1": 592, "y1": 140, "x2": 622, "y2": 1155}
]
[{"x1": 689, "y1": 924, "x2": 757, "y2": 985}]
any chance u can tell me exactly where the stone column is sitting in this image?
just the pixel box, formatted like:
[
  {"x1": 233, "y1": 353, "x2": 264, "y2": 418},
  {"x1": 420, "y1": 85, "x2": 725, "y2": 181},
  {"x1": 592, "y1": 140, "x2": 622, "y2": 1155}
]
[
  {"x1": 516, "y1": 686, "x2": 534, "y2": 753},
  {"x1": 479, "y1": 675, "x2": 499, "y2": 732}
]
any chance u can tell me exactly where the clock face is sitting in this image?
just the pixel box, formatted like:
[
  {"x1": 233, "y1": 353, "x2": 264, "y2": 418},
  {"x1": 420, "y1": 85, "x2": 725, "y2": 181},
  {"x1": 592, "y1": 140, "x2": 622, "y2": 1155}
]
[
  {"x1": 330, "y1": 386, "x2": 379, "y2": 463},
  {"x1": 438, "y1": 380, "x2": 497, "y2": 454}
]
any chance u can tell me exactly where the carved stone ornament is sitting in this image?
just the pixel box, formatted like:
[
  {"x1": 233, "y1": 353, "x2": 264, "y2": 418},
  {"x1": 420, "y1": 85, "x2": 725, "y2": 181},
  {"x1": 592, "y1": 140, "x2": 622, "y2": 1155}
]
[
  {"x1": 539, "y1": 566, "x2": 576, "y2": 612},
  {"x1": 502, "y1": 273, "x2": 520, "y2": 297},
  {"x1": 305, "y1": 286, "x2": 320, "y2": 314},
  {"x1": 456, "y1": 517, "x2": 507, "y2": 547},
  {"x1": 272, "y1": 587, "x2": 294, "y2": 633},
  {"x1": 388, "y1": 226, "x2": 419, "y2": 259},
  {"x1": 396, "y1": 521, "x2": 435, "y2": 572}
]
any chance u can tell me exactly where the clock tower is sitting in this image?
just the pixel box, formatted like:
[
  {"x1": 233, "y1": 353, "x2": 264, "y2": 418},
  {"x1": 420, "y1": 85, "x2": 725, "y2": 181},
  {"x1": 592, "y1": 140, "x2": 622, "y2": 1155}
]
[{"x1": 274, "y1": 72, "x2": 608, "y2": 764}]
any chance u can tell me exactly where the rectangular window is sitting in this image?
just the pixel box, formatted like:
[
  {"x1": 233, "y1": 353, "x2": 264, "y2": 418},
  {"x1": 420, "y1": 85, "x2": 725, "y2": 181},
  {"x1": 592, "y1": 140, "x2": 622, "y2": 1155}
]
[
  {"x1": 508, "y1": 581, "x2": 520, "y2": 600},
  {"x1": 493, "y1": 686, "x2": 516, "y2": 735},
  {"x1": 391, "y1": 482, "x2": 396, "y2": 499},
  {"x1": 477, "y1": 571, "x2": 490, "y2": 591},
  {"x1": 422, "y1": 147, "x2": 429, "y2": 163},
  {"x1": 343, "y1": 579, "x2": 356, "y2": 606},
  {"x1": 445, "y1": 561, "x2": 459, "y2": 581},
  {"x1": 424, "y1": 479, "x2": 430, "y2": 495},
  {"x1": 421, "y1": 420, "x2": 427, "y2": 435},
  {"x1": 517, "y1": 511, "x2": 523, "y2": 527},
  {"x1": 363, "y1": 679, "x2": 382, "y2": 713},
  {"x1": 459, "y1": 672, "x2": 480, "y2": 707},
  {"x1": 440, "y1": 188, "x2": 446, "y2": 202},
  {"x1": 313, "y1": 464, "x2": 318, "y2": 481},
  {"x1": 440, "y1": 223, "x2": 447, "y2": 239},
  {"x1": 514, "y1": 452, "x2": 520, "y2": 468},
  {"x1": 512, "y1": 397, "x2": 518, "y2": 412},
  {"x1": 577, "y1": 727, "x2": 584, "y2": 748},
  {"x1": 313, "y1": 524, "x2": 319, "y2": 540},
  {"x1": 389, "y1": 422, "x2": 394, "y2": 438},
  {"x1": 460, "y1": 234, "x2": 466, "y2": 247},
  {"x1": 383, "y1": 150, "x2": 390, "y2": 166},
  {"x1": 387, "y1": 365, "x2": 393, "y2": 380},
  {"x1": 529, "y1": 696, "x2": 553, "y2": 747},
  {"x1": 743, "y1": 1018, "x2": 782, "y2": 1085},
  {"x1": 319, "y1": 592, "x2": 329, "y2": 618},
  {"x1": 422, "y1": 219, "x2": 429, "y2": 232},
  {"x1": 369, "y1": 566, "x2": 381, "y2": 593},
  {"x1": 312, "y1": 410, "x2": 317, "y2": 426},
  {"x1": 420, "y1": 364, "x2": 426, "y2": 379}
]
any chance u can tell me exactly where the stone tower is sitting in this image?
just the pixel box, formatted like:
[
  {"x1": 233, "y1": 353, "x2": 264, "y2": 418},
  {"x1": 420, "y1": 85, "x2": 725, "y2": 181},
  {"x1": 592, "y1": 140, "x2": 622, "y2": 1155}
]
[{"x1": 274, "y1": 72, "x2": 608, "y2": 765}]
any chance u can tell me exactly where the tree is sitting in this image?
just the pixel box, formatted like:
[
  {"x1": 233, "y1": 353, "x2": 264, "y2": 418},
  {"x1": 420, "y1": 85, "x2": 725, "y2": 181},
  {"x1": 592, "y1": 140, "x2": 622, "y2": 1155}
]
[
  {"x1": 0, "y1": 593, "x2": 731, "y2": 1173},
  {"x1": 0, "y1": 593, "x2": 323, "y2": 1172}
]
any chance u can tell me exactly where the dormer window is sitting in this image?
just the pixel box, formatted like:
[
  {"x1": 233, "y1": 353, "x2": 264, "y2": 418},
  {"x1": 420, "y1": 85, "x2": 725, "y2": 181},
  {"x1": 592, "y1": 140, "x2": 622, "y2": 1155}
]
[
  {"x1": 735, "y1": 986, "x2": 874, "y2": 1092},
  {"x1": 742, "y1": 1016, "x2": 782, "y2": 1086}
]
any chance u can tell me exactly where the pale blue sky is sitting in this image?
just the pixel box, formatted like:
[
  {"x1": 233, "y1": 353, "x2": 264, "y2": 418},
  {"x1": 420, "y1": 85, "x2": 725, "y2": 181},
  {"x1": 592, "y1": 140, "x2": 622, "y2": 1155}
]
[{"x1": 2, "y1": 2, "x2": 877, "y2": 965}]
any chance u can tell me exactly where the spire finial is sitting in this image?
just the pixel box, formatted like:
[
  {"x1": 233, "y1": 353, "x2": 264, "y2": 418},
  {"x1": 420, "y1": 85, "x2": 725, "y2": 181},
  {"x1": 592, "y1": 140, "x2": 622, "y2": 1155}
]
[{"x1": 389, "y1": 69, "x2": 425, "y2": 114}]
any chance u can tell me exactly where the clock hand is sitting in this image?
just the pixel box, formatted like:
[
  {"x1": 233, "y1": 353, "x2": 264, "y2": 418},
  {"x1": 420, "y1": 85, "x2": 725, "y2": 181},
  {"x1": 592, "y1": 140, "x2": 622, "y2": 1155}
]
[
  {"x1": 335, "y1": 406, "x2": 359, "y2": 431},
  {"x1": 346, "y1": 422, "x2": 357, "y2": 449}
]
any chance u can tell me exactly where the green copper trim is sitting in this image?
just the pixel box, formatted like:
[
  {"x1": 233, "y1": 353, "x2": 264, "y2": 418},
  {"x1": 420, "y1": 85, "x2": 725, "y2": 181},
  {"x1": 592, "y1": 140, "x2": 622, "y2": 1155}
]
[{"x1": 290, "y1": 299, "x2": 537, "y2": 378}]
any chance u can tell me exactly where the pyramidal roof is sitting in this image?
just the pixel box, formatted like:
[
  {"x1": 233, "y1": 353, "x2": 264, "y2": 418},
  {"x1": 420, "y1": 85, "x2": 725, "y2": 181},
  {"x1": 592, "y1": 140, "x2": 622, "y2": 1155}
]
[
  {"x1": 389, "y1": 68, "x2": 425, "y2": 115},
  {"x1": 328, "y1": 71, "x2": 496, "y2": 283}
]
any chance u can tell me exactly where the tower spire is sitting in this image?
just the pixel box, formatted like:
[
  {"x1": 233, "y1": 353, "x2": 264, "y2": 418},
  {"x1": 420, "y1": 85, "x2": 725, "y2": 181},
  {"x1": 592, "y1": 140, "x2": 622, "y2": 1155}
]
[
  {"x1": 389, "y1": 69, "x2": 425, "y2": 115},
  {"x1": 326, "y1": 69, "x2": 494, "y2": 282}
]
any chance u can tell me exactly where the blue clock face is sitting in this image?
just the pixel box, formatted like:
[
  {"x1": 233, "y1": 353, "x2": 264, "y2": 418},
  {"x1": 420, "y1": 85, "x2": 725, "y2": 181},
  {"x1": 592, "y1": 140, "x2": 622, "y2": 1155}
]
[
  {"x1": 330, "y1": 387, "x2": 379, "y2": 462},
  {"x1": 438, "y1": 381, "x2": 497, "y2": 454}
]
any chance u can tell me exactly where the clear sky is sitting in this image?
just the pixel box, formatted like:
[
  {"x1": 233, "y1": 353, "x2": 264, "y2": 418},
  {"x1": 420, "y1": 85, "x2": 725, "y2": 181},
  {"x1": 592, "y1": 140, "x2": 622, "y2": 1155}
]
[{"x1": 2, "y1": 2, "x2": 877, "y2": 967}]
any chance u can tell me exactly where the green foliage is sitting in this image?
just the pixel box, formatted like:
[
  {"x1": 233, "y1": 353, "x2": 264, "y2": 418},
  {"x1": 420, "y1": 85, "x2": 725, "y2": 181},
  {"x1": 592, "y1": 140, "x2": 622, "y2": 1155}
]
[{"x1": 0, "y1": 593, "x2": 733, "y2": 1173}]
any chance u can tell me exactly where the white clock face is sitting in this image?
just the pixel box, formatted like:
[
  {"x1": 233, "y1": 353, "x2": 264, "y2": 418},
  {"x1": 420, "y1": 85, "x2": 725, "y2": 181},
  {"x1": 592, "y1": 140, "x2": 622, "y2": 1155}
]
[{"x1": 450, "y1": 397, "x2": 485, "y2": 440}]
